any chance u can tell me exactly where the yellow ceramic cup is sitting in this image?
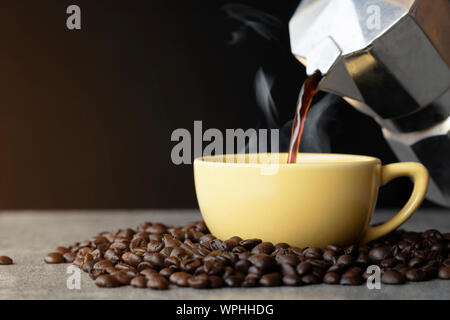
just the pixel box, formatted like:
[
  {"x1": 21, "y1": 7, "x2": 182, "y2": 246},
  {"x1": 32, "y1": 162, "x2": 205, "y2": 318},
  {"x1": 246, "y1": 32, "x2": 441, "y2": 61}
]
[{"x1": 194, "y1": 153, "x2": 429, "y2": 248}]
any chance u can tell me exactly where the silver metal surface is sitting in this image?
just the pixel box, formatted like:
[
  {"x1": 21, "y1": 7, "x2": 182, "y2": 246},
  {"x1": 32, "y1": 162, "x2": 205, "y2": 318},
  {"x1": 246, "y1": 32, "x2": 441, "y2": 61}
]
[{"x1": 289, "y1": 0, "x2": 450, "y2": 206}]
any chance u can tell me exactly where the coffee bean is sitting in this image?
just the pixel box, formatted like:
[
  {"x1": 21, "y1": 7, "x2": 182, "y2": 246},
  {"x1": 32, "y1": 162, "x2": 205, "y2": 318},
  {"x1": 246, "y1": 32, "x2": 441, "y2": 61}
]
[
  {"x1": 112, "y1": 270, "x2": 134, "y2": 285},
  {"x1": 140, "y1": 268, "x2": 158, "y2": 278},
  {"x1": 380, "y1": 258, "x2": 397, "y2": 268},
  {"x1": 340, "y1": 271, "x2": 362, "y2": 285},
  {"x1": 438, "y1": 266, "x2": 450, "y2": 280},
  {"x1": 303, "y1": 247, "x2": 323, "y2": 259},
  {"x1": 93, "y1": 259, "x2": 114, "y2": 272},
  {"x1": 381, "y1": 270, "x2": 405, "y2": 284},
  {"x1": 204, "y1": 259, "x2": 225, "y2": 275},
  {"x1": 56, "y1": 246, "x2": 69, "y2": 254},
  {"x1": 296, "y1": 262, "x2": 312, "y2": 275},
  {"x1": 121, "y1": 252, "x2": 142, "y2": 267},
  {"x1": 355, "y1": 252, "x2": 370, "y2": 266},
  {"x1": 301, "y1": 274, "x2": 320, "y2": 284},
  {"x1": 259, "y1": 272, "x2": 282, "y2": 287},
  {"x1": 239, "y1": 239, "x2": 262, "y2": 250},
  {"x1": 325, "y1": 245, "x2": 342, "y2": 254},
  {"x1": 130, "y1": 276, "x2": 147, "y2": 288},
  {"x1": 188, "y1": 274, "x2": 210, "y2": 289},
  {"x1": 234, "y1": 260, "x2": 251, "y2": 274},
  {"x1": 345, "y1": 244, "x2": 359, "y2": 257},
  {"x1": 248, "y1": 254, "x2": 275, "y2": 272},
  {"x1": 282, "y1": 274, "x2": 301, "y2": 286},
  {"x1": 209, "y1": 275, "x2": 224, "y2": 288},
  {"x1": 327, "y1": 264, "x2": 344, "y2": 274},
  {"x1": 368, "y1": 247, "x2": 392, "y2": 262},
  {"x1": 275, "y1": 254, "x2": 299, "y2": 266},
  {"x1": 280, "y1": 263, "x2": 296, "y2": 276},
  {"x1": 251, "y1": 242, "x2": 274, "y2": 254},
  {"x1": 0, "y1": 256, "x2": 13, "y2": 265},
  {"x1": 95, "y1": 274, "x2": 121, "y2": 288},
  {"x1": 62, "y1": 252, "x2": 76, "y2": 263},
  {"x1": 169, "y1": 271, "x2": 192, "y2": 287},
  {"x1": 143, "y1": 252, "x2": 165, "y2": 270},
  {"x1": 323, "y1": 250, "x2": 336, "y2": 264},
  {"x1": 181, "y1": 258, "x2": 202, "y2": 273},
  {"x1": 408, "y1": 257, "x2": 426, "y2": 268},
  {"x1": 225, "y1": 275, "x2": 243, "y2": 287},
  {"x1": 405, "y1": 268, "x2": 427, "y2": 281},
  {"x1": 44, "y1": 252, "x2": 65, "y2": 264},
  {"x1": 242, "y1": 274, "x2": 259, "y2": 287},
  {"x1": 147, "y1": 273, "x2": 169, "y2": 290},
  {"x1": 337, "y1": 254, "x2": 355, "y2": 267},
  {"x1": 159, "y1": 266, "x2": 178, "y2": 278},
  {"x1": 323, "y1": 272, "x2": 340, "y2": 284}
]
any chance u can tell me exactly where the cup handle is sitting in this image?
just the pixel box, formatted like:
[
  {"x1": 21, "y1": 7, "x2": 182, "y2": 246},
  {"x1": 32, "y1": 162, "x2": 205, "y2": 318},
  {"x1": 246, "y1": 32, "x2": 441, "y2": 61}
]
[{"x1": 360, "y1": 162, "x2": 429, "y2": 244}]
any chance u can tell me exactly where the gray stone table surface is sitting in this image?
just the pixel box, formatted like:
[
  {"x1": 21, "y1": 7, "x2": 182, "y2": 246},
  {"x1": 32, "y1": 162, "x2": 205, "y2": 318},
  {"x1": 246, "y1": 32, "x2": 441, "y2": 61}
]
[{"x1": 0, "y1": 209, "x2": 449, "y2": 300}]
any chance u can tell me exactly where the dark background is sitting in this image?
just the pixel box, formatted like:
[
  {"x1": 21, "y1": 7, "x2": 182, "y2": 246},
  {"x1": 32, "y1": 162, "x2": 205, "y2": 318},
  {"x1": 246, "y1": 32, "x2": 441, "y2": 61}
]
[{"x1": 0, "y1": 0, "x2": 428, "y2": 209}]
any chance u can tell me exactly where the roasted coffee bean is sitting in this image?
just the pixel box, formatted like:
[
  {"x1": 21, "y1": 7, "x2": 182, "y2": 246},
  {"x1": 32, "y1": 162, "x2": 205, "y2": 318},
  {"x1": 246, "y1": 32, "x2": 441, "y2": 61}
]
[
  {"x1": 405, "y1": 268, "x2": 427, "y2": 281},
  {"x1": 282, "y1": 274, "x2": 301, "y2": 286},
  {"x1": 204, "y1": 259, "x2": 225, "y2": 275},
  {"x1": 238, "y1": 252, "x2": 253, "y2": 261},
  {"x1": 231, "y1": 246, "x2": 247, "y2": 253},
  {"x1": 147, "y1": 223, "x2": 167, "y2": 234},
  {"x1": 234, "y1": 260, "x2": 251, "y2": 274},
  {"x1": 355, "y1": 252, "x2": 370, "y2": 266},
  {"x1": 144, "y1": 252, "x2": 166, "y2": 269},
  {"x1": 147, "y1": 240, "x2": 164, "y2": 253},
  {"x1": 368, "y1": 247, "x2": 392, "y2": 262},
  {"x1": 323, "y1": 250, "x2": 336, "y2": 264},
  {"x1": 224, "y1": 275, "x2": 243, "y2": 287},
  {"x1": 311, "y1": 267, "x2": 325, "y2": 279},
  {"x1": 381, "y1": 270, "x2": 405, "y2": 284},
  {"x1": 130, "y1": 276, "x2": 147, "y2": 288},
  {"x1": 323, "y1": 272, "x2": 340, "y2": 284},
  {"x1": 259, "y1": 272, "x2": 282, "y2": 287},
  {"x1": 296, "y1": 262, "x2": 312, "y2": 275},
  {"x1": 242, "y1": 274, "x2": 260, "y2": 287},
  {"x1": 303, "y1": 247, "x2": 323, "y2": 259},
  {"x1": 147, "y1": 273, "x2": 169, "y2": 290},
  {"x1": 56, "y1": 246, "x2": 69, "y2": 254},
  {"x1": 340, "y1": 271, "x2": 362, "y2": 285},
  {"x1": 159, "y1": 266, "x2": 178, "y2": 278},
  {"x1": 301, "y1": 274, "x2": 320, "y2": 284},
  {"x1": 44, "y1": 252, "x2": 65, "y2": 264},
  {"x1": 112, "y1": 270, "x2": 134, "y2": 285},
  {"x1": 63, "y1": 252, "x2": 76, "y2": 263},
  {"x1": 408, "y1": 257, "x2": 426, "y2": 268},
  {"x1": 0, "y1": 256, "x2": 13, "y2": 265},
  {"x1": 82, "y1": 259, "x2": 97, "y2": 273},
  {"x1": 181, "y1": 259, "x2": 202, "y2": 273},
  {"x1": 104, "y1": 248, "x2": 121, "y2": 264},
  {"x1": 140, "y1": 268, "x2": 158, "y2": 278},
  {"x1": 380, "y1": 258, "x2": 397, "y2": 268},
  {"x1": 115, "y1": 263, "x2": 136, "y2": 272},
  {"x1": 251, "y1": 242, "x2": 274, "y2": 255},
  {"x1": 121, "y1": 252, "x2": 142, "y2": 267},
  {"x1": 164, "y1": 256, "x2": 181, "y2": 268},
  {"x1": 344, "y1": 244, "x2": 359, "y2": 257},
  {"x1": 169, "y1": 271, "x2": 192, "y2": 287},
  {"x1": 337, "y1": 254, "x2": 355, "y2": 267},
  {"x1": 188, "y1": 274, "x2": 209, "y2": 289},
  {"x1": 239, "y1": 239, "x2": 262, "y2": 250},
  {"x1": 306, "y1": 259, "x2": 330, "y2": 270},
  {"x1": 93, "y1": 259, "x2": 114, "y2": 272},
  {"x1": 325, "y1": 245, "x2": 342, "y2": 254},
  {"x1": 280, "y1": 263, "x2": 297, "y2": 276},
  {"x1": 248, "y1": 254, "x2": 275, "y2": 272},
  {"x1": 208, "y1": 275, "x2": 223, "y2": 288},
  {"x1": 247, "y1": 265, "x2": 263, "y2": 276},
  {"x1": 95, "y1": 274, "x2": 121, "y2": 288},
  {"x1": 275, "y1": 254, "x2": 299, "y2": 266},
  {"x1": 438, "y1": 266, "x2": 450, "y2": 280}
]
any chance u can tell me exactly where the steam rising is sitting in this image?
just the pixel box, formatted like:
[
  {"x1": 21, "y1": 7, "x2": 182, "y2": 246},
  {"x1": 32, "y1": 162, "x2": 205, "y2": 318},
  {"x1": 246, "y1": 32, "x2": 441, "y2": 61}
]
[
  {"x1": 254, "y1": 67, "x2": 279, "y2": 129},
  {"x1": 223, "y1": 4, "x2": 282, "y2": 45},
  {"x1": 281, "y1": 94, "x2": 340, "y2": 153},
  {"x1": 224, "y1": 3, "x2": 340, "y2": 155}
]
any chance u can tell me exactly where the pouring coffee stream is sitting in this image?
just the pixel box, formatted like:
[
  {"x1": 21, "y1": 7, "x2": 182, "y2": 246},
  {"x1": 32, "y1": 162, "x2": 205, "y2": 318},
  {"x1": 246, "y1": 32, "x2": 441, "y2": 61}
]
[{"x1": 287, "y1": 71, "x2": 322, "y2": 163}]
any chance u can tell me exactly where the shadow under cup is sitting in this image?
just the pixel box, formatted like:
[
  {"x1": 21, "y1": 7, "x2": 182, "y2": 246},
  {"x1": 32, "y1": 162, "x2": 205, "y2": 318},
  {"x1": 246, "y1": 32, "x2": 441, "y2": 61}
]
[{"x1": 193, "y1": 153, "x2": 429, "y2": 248}]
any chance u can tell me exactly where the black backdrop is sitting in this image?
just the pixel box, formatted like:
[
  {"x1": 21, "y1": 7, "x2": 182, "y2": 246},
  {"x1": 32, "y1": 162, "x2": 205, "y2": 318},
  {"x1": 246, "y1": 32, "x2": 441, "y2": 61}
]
[{"x1": 0, "y1": 0, "x2": 427, "y2": 209}]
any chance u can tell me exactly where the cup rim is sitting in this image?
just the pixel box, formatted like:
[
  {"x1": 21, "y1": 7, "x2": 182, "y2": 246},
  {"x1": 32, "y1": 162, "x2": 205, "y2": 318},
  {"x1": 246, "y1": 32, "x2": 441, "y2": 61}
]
[{"x1": 194, "y1": 153, "x2": 381, "y2": 167}]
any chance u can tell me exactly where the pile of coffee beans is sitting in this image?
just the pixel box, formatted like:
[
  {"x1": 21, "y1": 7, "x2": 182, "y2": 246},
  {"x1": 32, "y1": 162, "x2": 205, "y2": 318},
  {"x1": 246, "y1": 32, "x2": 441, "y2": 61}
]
[
  {"x1": 44, "y1": 221, "x2": 450, "y2": 289},
  {"x1": 0, "y1": 256, "x2": 13, "y2": 265}
]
